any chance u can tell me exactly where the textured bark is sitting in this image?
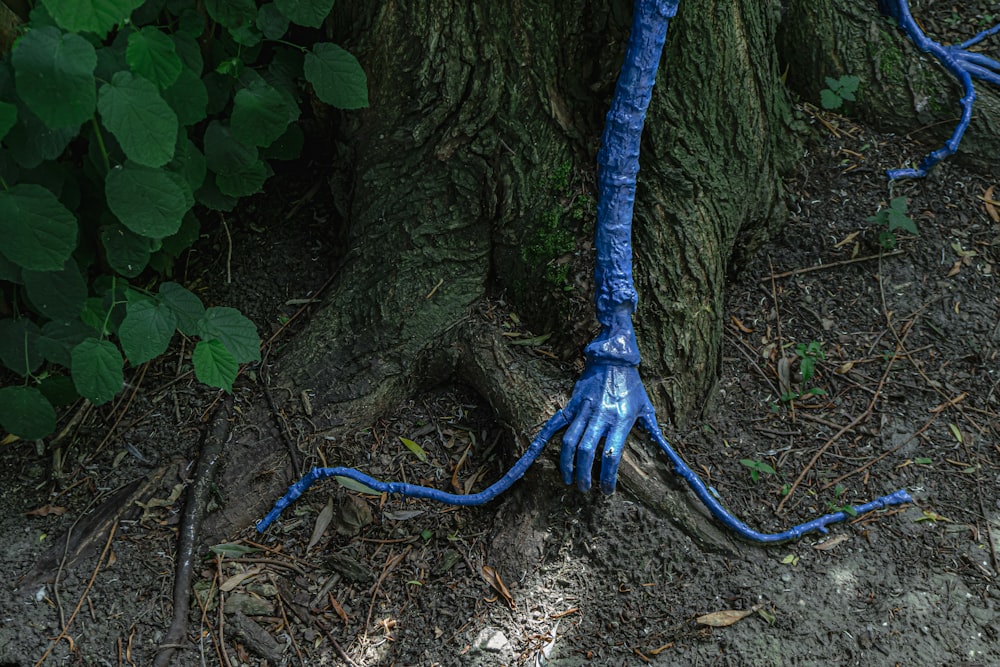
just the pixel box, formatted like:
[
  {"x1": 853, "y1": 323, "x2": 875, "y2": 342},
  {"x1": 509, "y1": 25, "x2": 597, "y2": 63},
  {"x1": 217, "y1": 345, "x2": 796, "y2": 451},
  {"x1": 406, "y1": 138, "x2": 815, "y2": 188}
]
[
  {"x1": 257, "y1": 0, "x2": 792, "y2": 547},
  {"x1": 280, "y1": 0, "x2": 795, "y2": 427},
  {"x1": 778, "y1": 2, "x2": 1000, "y2": 167},
  {"x1": 256, "y1": 0, "x2": 985, "y2": 540}
]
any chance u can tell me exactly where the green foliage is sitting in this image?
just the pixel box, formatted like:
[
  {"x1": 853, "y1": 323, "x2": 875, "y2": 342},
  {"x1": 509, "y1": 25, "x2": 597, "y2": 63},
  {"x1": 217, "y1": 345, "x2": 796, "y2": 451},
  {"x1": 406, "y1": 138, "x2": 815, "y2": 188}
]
[
  {"x1": 0, "y1": 0, "x2": 369, "y2": 440},
  {"x1": 780, "y1": 341, "x2": 827, "y2": 404},
  {"x1": 524, "y1": 160, "x2": 594, "y2": 287},
  {"x1": 820, "y1": 74, "x2": 859, "y2": 111},
  {"x1": 867, "y1": 196, "x2": 918, "y2": 249},
  {"x1": 740, "y1": 458, "x2": 776, "y2": 484}
]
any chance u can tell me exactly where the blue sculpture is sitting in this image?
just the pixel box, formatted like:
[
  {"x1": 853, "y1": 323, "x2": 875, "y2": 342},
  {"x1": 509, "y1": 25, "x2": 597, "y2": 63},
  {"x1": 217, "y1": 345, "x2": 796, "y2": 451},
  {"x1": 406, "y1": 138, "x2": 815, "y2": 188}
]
[
  {"x1": 257, "y1": 0, "x2": 1000, "y2": 540},
  {"x1": 878, "y1": 0, "x2": 1000, "y2": 179}
]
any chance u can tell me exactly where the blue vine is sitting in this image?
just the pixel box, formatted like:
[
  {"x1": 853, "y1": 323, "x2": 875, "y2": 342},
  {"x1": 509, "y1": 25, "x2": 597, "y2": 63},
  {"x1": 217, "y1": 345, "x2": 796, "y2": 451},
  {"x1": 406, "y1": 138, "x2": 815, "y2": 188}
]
[
  {"x1": 878, "y1": 0, "x2": 1000, "y2": 179},
  {"x1": 257, "y1": 0, "x2": 922, "y2": 541}
]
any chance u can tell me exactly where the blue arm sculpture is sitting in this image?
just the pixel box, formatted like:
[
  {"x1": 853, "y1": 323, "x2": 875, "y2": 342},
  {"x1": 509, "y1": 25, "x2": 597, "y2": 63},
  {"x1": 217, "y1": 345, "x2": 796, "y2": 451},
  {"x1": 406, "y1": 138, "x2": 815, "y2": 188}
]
[
  {"x1": 258, "y1": 0, "x2": 919, "y2": 541},
  {"x1": 877, "y1": 0, "x2": 1000, "y2": 179}
]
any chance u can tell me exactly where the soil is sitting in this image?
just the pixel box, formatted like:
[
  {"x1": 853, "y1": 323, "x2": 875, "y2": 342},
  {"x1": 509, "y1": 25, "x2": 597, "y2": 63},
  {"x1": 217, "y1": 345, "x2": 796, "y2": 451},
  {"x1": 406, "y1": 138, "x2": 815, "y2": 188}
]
[{"x1": 2, "y1": 7, "x2": 1000, "y2": 667}]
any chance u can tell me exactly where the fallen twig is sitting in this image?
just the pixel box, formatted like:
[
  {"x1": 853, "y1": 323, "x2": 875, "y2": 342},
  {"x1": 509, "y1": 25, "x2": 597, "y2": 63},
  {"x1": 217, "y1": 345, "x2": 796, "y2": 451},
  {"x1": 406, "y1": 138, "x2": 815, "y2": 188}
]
[
  {"x1": 765, "y1": 250, "x2": 905, "y2": 283},
  {"x1": 34, "y1": 522, "x2": 118, "y2": 666}
]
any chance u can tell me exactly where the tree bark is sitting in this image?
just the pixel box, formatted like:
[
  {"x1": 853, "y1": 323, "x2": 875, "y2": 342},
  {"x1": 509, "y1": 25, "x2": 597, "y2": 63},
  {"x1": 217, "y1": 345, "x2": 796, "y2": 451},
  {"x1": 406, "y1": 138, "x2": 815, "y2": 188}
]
[
  {"x1": 778, "y1": 2, "x2": 1000, "y2": 168},
  {"x1": 218, "y1": 0, "x2": 988, "y2": 541}
]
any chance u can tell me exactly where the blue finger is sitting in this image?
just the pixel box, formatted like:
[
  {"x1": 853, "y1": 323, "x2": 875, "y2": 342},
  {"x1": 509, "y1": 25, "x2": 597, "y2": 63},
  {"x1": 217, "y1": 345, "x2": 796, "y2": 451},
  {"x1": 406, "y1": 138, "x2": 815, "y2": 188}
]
[
  {"x1": 575, "y1": 415, "x2": 607, "y2": 492},
  {"x1": 599, "y1": 422, "x2": 631, "y2": 494},
  {"x1": 560, "y1": 403, "x2": 592, "y2": 485}
]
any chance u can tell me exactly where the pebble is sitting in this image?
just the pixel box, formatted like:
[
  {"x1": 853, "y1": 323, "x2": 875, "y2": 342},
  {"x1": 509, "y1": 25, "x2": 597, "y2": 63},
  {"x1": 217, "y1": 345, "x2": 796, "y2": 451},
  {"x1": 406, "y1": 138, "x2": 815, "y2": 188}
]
[{"x1": 474, "y1": 627, "x2": 511, "y2": 653}]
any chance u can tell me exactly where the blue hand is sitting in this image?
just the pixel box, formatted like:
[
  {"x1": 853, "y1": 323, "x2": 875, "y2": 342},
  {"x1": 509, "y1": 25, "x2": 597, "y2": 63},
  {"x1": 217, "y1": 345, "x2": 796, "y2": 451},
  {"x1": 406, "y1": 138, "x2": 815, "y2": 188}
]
[{"x1": 559, "y1": 361, "x2": 655, "y2": 494}]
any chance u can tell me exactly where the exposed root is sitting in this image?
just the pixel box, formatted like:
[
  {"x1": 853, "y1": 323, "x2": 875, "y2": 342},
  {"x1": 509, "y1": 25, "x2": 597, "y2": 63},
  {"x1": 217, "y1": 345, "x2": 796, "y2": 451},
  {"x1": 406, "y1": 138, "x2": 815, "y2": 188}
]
[{"x1": 153, "y1": 397, "x2": 233, "y2": 667}]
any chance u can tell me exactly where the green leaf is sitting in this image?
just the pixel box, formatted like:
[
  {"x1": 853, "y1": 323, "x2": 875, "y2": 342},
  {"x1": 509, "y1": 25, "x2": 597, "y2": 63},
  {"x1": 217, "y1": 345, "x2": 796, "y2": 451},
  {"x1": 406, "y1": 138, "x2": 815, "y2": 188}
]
[
  {"x1": 215, "y1": 159, "x2": 269, "y2": 198},
  {"x1": 208, "y1": 542, "x2": 261, "y2": 557},
  {"x1": 303, "y1": 43, "x2": 369, "y2": 109},
  {"x1": 0, "y1": 254, "x2": 22, "y2": 284},
  {"x1": 203, "y1": 0, "x2": 257, "y2": 31},
  {"x1": 256, "y1": 3, "x2": 290, "y2": 39},
  {"x1": 101, "y1": 223, "x2": 152, "y2": 277},
  {"x1": 126, "y1": 26, "x2": 183, "y2": 89},
  {"x1": 106, "y1": 161, "x2": 193, "y2": 238},
  {"x1": 202, "y1": 120, "x2": 268, "y2": 197},
  {"x1": 98, "y1": 71, "x2": 178, "y2": 167},
  {"x1": 198, "y1": 307, "x2": 260, "y2": 363},
  {"x1": 231, "y1": 78, "x2": 299, "y2": 147},
  {"x1": 38, "y1": 373, "x2": 79, "y2": 407},
  {"x1": 159, "y1": 281, "x2": 204, "y2": 335},
  {"x1": 203, "y1": 120, "x2": 258, "y2": 174},
  {"x1": 0, "y1": 318, "x2": 43, "y2": 376},
  {"x1": 23, "y1": 258, "x2": 87, "y2": 320},
  {"x1": 261, "y1": 122, "x2": 303, "y2": 160},
  {"x1": 335, "y1": 475, "x2": 381, "y2": 496},
  {"x1": 159, "y1": 211, "x2": 201, "y2": 258},
  {"x1": 119, "y1": 299, "x2": 177, "y2": 364},
  {"x1": 0, "y1": 386, "x2": 56, "y2": 440},
  {"x1": 399, "y1": 436, "x2": 428, "y2": 463},
  {"x1": 168, "y1": 135, "x2": 207, "y2": 192},
  {"x1": 274, "y1": 0, "x2": 334, "y2": 28},
  {"x1": 819, "y1": 89, "x2": 842, "y2": 110},
  {"x1": 192, "y1": 338, "x2": 238, "y2": 391},
  {"x1": 0, "y1": 184, "x2": 78, "y2": 271},
  {"x1": 194, "y1": 178, "x2": 238, "y2": 212},
  {"x1": 0, "y1": 102, "x2": 17, "y2": 141},
  {"x1": 161, "y1": 67, "x2": 208, "y2": 126},
  {"x1": 170, "y1": 32, "x2": 204, "y2": 74},
  {"x1": 38, "y1": 318, "x2": 97, "y2": 367},
  {"x1": 3, "y1": 103, "x2": 79, "y2": 168},
  {"x1": 40, "y1": 0, "x2": 144, "y2": 37},
  {"x1": 71, "y1": 337, "x2": 124, "y2": 405},
  {"x1": 12, "y1": 27, "x2": 96, "y2": 129}
]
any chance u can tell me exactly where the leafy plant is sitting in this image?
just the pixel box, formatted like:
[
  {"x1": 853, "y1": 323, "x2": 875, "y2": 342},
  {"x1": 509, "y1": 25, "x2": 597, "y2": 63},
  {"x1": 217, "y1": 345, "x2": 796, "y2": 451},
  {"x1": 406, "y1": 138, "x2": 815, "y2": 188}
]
[
  {"x1": 867, "y1": 196, "x2": 918, "y2": 249},
  {"x1": 0, "y1": 0, "x2": 368, "y2": 440},
  {"x1": 780, "y1": 341, "x2": 827, "y2": 403},
  {"x1": 740, "y1": 458, "x2": 777, "y2": 484},
  {"x1": 827, "y1": 484, "x2": 857, "y2": 516},
  {"x1": 820, "y1": 74, "x2": 859, "y2": 110}
]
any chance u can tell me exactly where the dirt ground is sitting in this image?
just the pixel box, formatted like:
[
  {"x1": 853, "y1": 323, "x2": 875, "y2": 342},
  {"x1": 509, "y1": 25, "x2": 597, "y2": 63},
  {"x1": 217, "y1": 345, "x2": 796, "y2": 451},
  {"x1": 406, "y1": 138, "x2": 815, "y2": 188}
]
[{"x1": 2, "y1": 9, "x2": 1000, "y2": 667}]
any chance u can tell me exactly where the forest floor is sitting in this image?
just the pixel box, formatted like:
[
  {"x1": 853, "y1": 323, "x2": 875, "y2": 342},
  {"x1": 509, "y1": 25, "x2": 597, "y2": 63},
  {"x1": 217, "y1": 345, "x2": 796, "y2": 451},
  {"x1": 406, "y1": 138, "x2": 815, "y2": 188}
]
[{"x1": 2, "y1": 11, "x2": 1000, "y2": 667}]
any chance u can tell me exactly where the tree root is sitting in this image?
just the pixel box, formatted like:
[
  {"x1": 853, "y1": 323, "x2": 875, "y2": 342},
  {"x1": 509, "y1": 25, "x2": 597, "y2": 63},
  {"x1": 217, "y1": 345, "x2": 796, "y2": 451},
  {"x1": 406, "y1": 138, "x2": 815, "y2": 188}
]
[{"x1": 154, "y1": 397, "x2": 232, "y2": 667}]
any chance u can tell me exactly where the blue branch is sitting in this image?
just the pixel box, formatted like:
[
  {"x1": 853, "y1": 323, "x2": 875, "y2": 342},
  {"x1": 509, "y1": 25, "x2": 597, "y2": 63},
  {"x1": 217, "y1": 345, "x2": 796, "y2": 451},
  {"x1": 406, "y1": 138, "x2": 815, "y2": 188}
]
[
  {"x1": 256, "y1": 0, "x2": 918, "y2": 543},
  {"x1": 878, "y1": 1, "x2": 1000, "y2": 179}
]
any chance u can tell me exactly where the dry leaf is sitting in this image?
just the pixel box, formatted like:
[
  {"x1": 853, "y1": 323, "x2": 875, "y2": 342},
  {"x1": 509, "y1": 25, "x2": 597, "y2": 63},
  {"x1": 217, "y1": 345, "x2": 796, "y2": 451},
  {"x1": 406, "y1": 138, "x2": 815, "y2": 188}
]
[
  {"x1": 813, "y1": 534, "x2": 850, "y2": 551},
  {"x1": 220, "y1": 566, "x2": 262, "y2": 592},
  {"x1": 834, "y1": 231, "x2": 859, "y2": 249},
  {"x1": 731, "y1": 316, "x2": 753, "y2": 333},
  {"x1": 481, "y1": 565, "x2": 516, "y2": 609},
  {"x1": 308, "y1": 497, "x2": 335, "y2": 550},
  {"x1": 776, "y1": 356, "x2": 792, "y2": 396},
  {"x1": 696, "y1": 607, "x2": 756, "y2": 627},
  {"x1": 26, "y1": 504, "x2": 68, "y2": 517},
  {"x1": 335, "y1": 494, "x2": 373, "y2": 537},
  {"x1": 329, "y1": 592, "x2": 350, "y2": 625},
  {"x1": 946, "y1": 259, "x2": 962, "y2": 277},
  {"x1": 983, "y1": 186, "x2": 999, "y2": 223}
]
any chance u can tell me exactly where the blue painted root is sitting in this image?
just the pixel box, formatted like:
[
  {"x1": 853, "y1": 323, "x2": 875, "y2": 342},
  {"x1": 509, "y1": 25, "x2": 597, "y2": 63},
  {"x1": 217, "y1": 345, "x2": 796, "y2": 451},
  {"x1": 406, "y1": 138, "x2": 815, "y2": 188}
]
[
  {"x1": 879, "y1": 0, "x2": 1000, "y2": 179},
  {"x1": 256, "y1": 412, "x2": 570, "y2": 532},
  {"x1": 640, "y1": 418, "x2": 913, "y2": 543}
]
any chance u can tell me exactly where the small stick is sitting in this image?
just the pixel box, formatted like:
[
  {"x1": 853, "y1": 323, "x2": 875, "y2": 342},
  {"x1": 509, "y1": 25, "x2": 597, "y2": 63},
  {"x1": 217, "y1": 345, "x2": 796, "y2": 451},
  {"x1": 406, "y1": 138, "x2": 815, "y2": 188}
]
[
  {"x1": 34, "y1": 523, "x2": 118, "y2": 666},
  {"x1": 765, "y1": 250, "x2": 905, "y2": 282}
]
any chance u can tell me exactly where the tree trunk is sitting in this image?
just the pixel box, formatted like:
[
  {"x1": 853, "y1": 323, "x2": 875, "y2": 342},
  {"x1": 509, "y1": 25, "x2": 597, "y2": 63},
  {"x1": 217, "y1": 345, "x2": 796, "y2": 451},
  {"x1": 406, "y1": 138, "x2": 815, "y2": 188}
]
[
  {"x1": 778, "y1": 2, "x2": 1000, "y2": 167},
  {"x1": 216, "y1": 0, "x2": 987, "y2": 541}
]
